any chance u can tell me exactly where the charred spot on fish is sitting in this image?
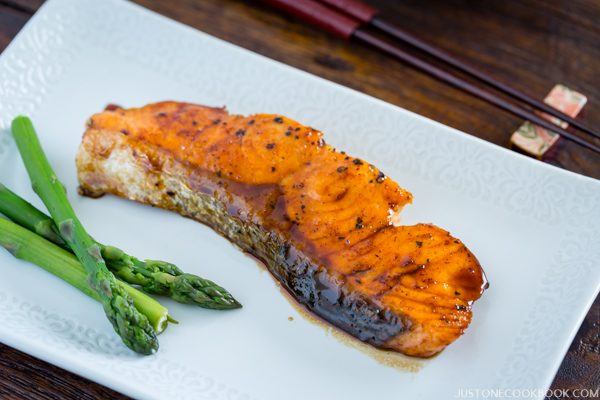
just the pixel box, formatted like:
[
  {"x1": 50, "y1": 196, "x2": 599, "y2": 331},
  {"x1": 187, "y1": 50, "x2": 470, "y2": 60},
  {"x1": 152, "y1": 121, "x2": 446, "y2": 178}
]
[
  {"x1": 216, "y1": 170, "x2": 222, "y2": 178},
  {"x1": 266, "y1": 143, "x2": 276, "y2": 150},
  {"x1": 285, "y1": 129, "x2": 292, "y2": 136},
  {"x1": 274, "y1": 117, "x2": 284, "y2": 123},
  {"x1": 336, "y1": 166, "x2": 348, "y2": 173},
  {"x1": 335, "y1": 189, "x2": 348, "y2": 201},
  {"x1": 416, "y1": 241, "x2": 423, "y2": 248},
  {"x1": 192, "y1": 120, "x2": 198, "y2": 126},
  {"x1": 271, "y1": 166, "x2": 276, "y2": 172},
  {"x1": 248, "y1": 119, "x2": 255, "y2": 125},
  {"x1": 402, "y1": 257, "x2": 415, "y2": 267},
  {"x1": 455, "y1": 305, "x2": 467, "y2": 311},
  {"x1": 235, "y1": 129, "x2": 246, "y2": 137},
  {"x1": 166, "y1": 190, "x2": 175, "y2": 197},
  {"x1": 177, "y1": 129, "x2": 194, "y2": 138},
  {"x1": 119, "y1": 129, "x2": 129, "y2": 136},
  {"x1": 212, "y1": 119, "x2": 221, "y2": 125},
  {"x1": 353, "y1": 159, "x2": 363, "y2": 165},
  {"x1": 376, "y1": 171, "x2": 386, "y2": 183},
  {"x1": 355, "y1": 217, "x2": 364, "y2": 229},
  {"x1": 157, "y1": 112, "x2": 167, "y2": 118},
  {"x1": 104, "y1": 103, "x2": 122, "y2": 111}
]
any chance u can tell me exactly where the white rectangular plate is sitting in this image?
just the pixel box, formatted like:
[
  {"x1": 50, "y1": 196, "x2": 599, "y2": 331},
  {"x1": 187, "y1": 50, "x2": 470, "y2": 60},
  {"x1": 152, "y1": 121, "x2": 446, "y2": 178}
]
[{"x1": 0, "y1": 0, "x2": 598, "y2": 399}]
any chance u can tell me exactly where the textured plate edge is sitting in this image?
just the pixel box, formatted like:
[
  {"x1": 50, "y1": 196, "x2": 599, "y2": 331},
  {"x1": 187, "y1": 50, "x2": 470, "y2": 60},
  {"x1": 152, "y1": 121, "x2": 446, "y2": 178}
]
[{"x1": 0, "y1": 327, "x2": 151, "y2": 400}]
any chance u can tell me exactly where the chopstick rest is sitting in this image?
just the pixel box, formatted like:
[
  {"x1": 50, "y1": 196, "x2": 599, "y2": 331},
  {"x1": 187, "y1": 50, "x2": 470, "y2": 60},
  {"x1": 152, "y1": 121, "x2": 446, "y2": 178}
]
[{"x1": 510, "y1": 85, "x2": 587, "y2": 158}]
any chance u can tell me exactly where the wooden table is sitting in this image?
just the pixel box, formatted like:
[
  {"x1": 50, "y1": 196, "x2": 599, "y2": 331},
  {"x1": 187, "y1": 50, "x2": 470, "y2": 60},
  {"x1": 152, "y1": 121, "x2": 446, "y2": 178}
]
[{"x1": 0, "y1": 0, "x2": 598, "y2": 398}]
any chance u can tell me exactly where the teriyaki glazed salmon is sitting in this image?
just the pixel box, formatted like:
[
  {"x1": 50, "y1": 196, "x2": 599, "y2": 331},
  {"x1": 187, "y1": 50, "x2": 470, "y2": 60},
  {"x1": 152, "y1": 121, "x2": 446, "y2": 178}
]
[{"x1": 76, "y1": 102, "x2": 487, "y2": 357}]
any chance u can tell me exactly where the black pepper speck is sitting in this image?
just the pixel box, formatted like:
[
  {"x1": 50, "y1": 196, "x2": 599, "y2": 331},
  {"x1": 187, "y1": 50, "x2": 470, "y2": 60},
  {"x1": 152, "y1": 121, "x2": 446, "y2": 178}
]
[{"x1": 355, "y1": 217, "x2": 364, "y2": 229}]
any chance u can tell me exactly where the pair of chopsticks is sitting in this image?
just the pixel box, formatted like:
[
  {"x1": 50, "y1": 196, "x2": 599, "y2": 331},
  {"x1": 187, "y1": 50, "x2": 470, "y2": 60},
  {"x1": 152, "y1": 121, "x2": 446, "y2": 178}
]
[{"x1": 261, "y1": 0, "x2": 600, "y2": 154}]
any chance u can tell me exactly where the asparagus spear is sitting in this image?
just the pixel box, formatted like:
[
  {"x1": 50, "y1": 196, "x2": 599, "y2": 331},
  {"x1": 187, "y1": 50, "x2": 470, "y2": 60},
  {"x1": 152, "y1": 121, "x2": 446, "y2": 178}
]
[
  {"x1": 0, "y1": 184, "x2": 241, "y2": 310},
  {"x1": 0, "y1": 218, "x2": 170, "y2": 333},
  {"x1": 11, "y1": 116, "x2": 158, "y2": 354}
]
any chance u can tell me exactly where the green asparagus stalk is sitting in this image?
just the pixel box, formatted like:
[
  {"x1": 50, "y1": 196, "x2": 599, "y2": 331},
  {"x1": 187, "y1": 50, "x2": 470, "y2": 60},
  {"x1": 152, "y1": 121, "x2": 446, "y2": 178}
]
[
  {"x1": 0, "y1": 183, "x2": 241, "y2": 310},
  {"x1": 11, "y1": 116, "x2": 158, "y2": 354},
  {"x1": 0, "y1": 218, "x2": 170, "y2": 333},
  {"x1": 0, "y1": 183, "x2": 68, "y2": 249}
]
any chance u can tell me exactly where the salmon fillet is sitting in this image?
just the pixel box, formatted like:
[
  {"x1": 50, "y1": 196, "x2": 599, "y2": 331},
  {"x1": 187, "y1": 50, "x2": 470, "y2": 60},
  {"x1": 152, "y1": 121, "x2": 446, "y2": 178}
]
[{"x1": 76, "y1": 101, "x2": 487, "y2": 357}]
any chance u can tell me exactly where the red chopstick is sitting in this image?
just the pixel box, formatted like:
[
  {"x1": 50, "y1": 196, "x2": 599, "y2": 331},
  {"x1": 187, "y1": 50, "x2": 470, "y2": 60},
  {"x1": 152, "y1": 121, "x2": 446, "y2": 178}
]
[
  {"x1": 260, "y1": 0, "x2": 599, "y2": 154},
  {"x1": 319, "y1": 0, "x2": 599, "y2": 141}
]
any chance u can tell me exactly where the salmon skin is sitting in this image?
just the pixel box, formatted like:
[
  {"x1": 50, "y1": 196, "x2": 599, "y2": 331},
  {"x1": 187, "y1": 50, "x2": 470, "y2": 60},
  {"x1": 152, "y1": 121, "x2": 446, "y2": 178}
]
[{"x1": 76, "y1": 102, "x2": 487, "y2": 357}]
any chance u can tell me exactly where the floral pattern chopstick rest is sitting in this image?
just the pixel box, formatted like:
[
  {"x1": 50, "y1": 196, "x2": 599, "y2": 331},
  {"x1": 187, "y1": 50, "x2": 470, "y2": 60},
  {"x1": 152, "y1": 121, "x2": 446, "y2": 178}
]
[{"x1": 510, "y1": 84, "x2": 587, "y2": 158}]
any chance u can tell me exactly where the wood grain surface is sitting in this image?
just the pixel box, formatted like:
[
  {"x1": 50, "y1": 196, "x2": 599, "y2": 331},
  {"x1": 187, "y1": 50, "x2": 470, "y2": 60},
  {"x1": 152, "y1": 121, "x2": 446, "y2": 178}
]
[{"x1": 0, "y1": 0, "x2": 598, "y2": 398}]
